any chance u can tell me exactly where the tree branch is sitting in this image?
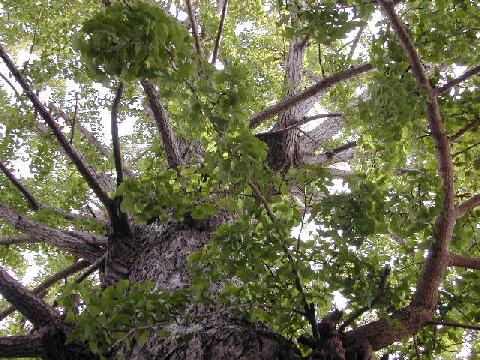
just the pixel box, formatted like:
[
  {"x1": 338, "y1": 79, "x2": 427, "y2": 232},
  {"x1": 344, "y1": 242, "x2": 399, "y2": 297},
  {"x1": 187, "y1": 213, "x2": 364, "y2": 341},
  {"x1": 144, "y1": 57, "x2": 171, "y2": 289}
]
[
  {"x1": 0, "y1": 203, "x2": 106, "y2": 261},
  {"x1": 249, "y1": 181, "x2": 319, "y2": 341},
  {"x1": 427, "y1": 319, "x2": 480, "y2": 331},
  {"x1": 0, "y1": 45, "x2": 116, "y2": 215},
  {"x1": 0, "y1": 236, "x2": 40, "y2": 245},
  {"x1": 75, "y1": 254, "x2": 106, "y2": 284},
  {"x1": 211, "y1": 0, "x2": 228, "y2": 64},
  {"x1": 0, "y1": 260, "x2": 90, "y2": 322},
  {"x1": 0, "y1": 158, "x2": 103, "y2": 224},
  {"x1": 457, "y1": 193, "x2": 480, "y2": 218},
  {"x1": 0, "y1": 158, "x2": 41, "y2": 210},
  {"x1": 141, "y1": 79, "x2": 183, "y2": 168},
  {"x1": 449, "y1": 118, "x2": 480, "y2": 142},
  {"x1": 249, "y1": 63, "x2": 372, "y2": 128},
  {"x1": 437, "y1": 64, "x2": 480, "y2": 95},
  {"x1": 0, "y1": 334, "x2": 44, "y2": 358},
  {"x1": 0, "y1": 265, "x2": 61, "y2": 328},
  {"x1": 186, "y1": 0, "x2": 203, "y2": 58},
  {"x1": 339, "y1": 266, "x2": 390, "y2": 332},
  {"x1": 111, "y1": 82, "x2": 125, "y2": 187},
  {"x1": 448, "y1": 253, "x2": 480, "y2": 270}
]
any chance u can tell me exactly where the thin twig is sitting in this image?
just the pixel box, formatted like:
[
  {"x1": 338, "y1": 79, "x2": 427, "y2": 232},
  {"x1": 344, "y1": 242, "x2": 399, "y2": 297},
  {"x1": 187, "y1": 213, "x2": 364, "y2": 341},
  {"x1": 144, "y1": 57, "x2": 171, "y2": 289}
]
[
  {"x1": 427, "y1": 319, "x2": 480, "y2": 331},
  {"x1": 449, "y1": 118, "x2": 480, "y2": 142}
]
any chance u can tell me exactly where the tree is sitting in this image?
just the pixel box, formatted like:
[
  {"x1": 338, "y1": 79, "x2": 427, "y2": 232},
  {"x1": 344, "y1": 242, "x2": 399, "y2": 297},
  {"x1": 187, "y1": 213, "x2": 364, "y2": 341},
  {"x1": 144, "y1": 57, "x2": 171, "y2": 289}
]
[{"x1": 0, "y1": 0, "x2": 479, "y2": 358}]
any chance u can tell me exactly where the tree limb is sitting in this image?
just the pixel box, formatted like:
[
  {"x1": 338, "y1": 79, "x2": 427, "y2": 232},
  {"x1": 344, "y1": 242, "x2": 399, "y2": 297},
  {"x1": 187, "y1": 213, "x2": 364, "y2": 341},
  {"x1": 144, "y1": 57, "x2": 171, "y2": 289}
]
[
  {"x1": 0, "y1": 260, "x2": 90, "y2": 322},
  {"x1": 448, "y1": 253, "x2": 480, "y2": 270},
  {"x1": 0, "y1": 333, "x2": 44, "y2": 358},
  {"x1": 0, "y1": 157, "x2": 103, "y2": 224},
  {"x1": 249, "y1": 62, "x2": 372, "y2": 128},
  {"x1": 449, "y1": 118, "x2": 480, "y2": 142},
  {"x1": 339, "y1": 266, "x2": 390, "y2": 332},
  {"x1": 211, "y1": 0, "x2": 228, "y2": 64},
  {"x1": 0, "y1": 203, "x2": 106, "y2": 261},
  {"x1": 0, "y1": 45, "x2": 116, "y2": 216},
  {"x1": 0, "y1": 265, "x2": 61, "y2": 328},
  {"x1": 427, "y1": 319, "x2": 480, "y2": 331},
  {"x1": 437, "y1": 64, "x2": 480, "y2": 95},
  {"x1": 141, "y1": 79, "x2": 183, "y2": 168},
  {"x1": 0, "y1": 236, "x2": 40, "y2": 245},
  {"x1": 0, "y1": 158, "x2": 41, "y2": 209},
  {"x1": 111, "y1": 82, "x2": 125, "y2": 187},
  {"x1": 186, "y1": 0, "x2": 203, "y2": 58},
  {"x1": 457, "y1": 193, "x2": 480, "y2": 218},
  {"x1": 75, "y1": 254, "x2": 106, "y2": 284}
]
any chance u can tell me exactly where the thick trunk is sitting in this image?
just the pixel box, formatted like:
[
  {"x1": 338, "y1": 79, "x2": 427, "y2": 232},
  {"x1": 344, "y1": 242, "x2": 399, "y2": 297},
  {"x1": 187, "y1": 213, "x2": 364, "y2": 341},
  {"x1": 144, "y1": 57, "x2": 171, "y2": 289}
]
[{"x1": 117, "y1": 219, "x2": 302, "y2": 359}]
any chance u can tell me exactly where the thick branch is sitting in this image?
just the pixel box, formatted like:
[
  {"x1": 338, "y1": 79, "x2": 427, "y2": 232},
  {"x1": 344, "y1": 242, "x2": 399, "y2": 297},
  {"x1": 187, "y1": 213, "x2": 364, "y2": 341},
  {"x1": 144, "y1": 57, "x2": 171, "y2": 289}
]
[
  {"x1": 141, "y1": 79, "x2": 183, "y2": 168},
  {"x1": 0, "y1": 260, "x2": 90, "y2": 321},
  {"x1": 0, "y1": 45, "x2": 114, "y2": 212},
  {"x1": 186, "y1": 0, "x2": 203, "y2": 58},
  {"x1": 211, "y1": 0, "x2": 228, "y2": 64},
  {"x1": 111, "y1": 82, "x2": 125, "y2": 187},
  {"x1": 449, "y1": 253, "x2": 480, "y2": 270},
  {"x1": 0, "y1": 334, "x2": 44, "y2": 358},
  {"x1": 249, "y1": 63, "x2": 372, "y2": 128},
  {"x1": 0, "y1": 203, "x2": 105, "y2": 260},
  {"x1": 457, "y1": 193, "x2": 480, "y2": 218},
  {"x1": 0, "y1": 265, "x2": 61, "y2": 327},
  {"x1": 0, "y1": 236, "x2": 40, "y2": 245},
  {"x1": 299, "y1": 117, "x2": 344, "y2": 154},
  {"x1": 437, "y1": 64, "x2": 480, "y2": 95}
]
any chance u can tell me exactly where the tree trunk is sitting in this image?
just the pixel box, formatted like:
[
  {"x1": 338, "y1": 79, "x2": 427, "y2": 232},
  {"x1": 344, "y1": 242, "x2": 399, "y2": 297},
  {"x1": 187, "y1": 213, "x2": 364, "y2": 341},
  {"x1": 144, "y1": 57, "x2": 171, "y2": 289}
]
[{"x1": 116, "y1": 219, "x2": 302, "y2": 359}]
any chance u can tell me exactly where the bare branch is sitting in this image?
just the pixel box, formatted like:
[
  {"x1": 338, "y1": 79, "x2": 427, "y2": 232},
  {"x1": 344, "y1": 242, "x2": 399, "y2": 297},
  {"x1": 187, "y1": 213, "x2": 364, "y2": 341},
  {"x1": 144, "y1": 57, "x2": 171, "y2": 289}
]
[
  {"x1": 141, "y1": 79, "x2": 183, "y2": 168},
  {"x1": 427, "y1": 319, "x2": 480, "y2": 331},
  {"x1": 0, "y1": 334, "x2": 44, "y2": 358},
  {"x1": 437, "y1": 64, "x2": 480, "y2": 95},
  {"x1": 186, "y1": 0, "x2": 204, "y2": 58},
  {"x1": 449, "y1": 118, "x2": 480, "y2": 142},
  {"x1": 0, "y1": 158, "x2": 41, "y2": 210},
  {"x1": 111, "y1": 82, "x2": 125, "y2": 187},
  {"x1": 0, "y1": 260, "x2": 90, "y2": 322},
  {"x1": 0, "y1": 265, "x2": 61, "y2": 327},
  {"x1": 0, "y1": 203, "x2": 106, "y2": 261},
  {"x1": 249, "y1": 63, "x2": 372, "y2": 128},
  {"x1": 299, "y1": 117, "x2": 344, "y2": 154},
  {"x1": 211, "y1": 0, "x2": 228, "y2": 64},
  {"x1": 448, "y1": 253, "x2": 480, "y2": 270},
  {"x1": 457, "y1": 193, "x2": 480, "y2": 218},
  {"x1": 0, "y1": 45, "x2": 115, "y2": 212}
]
